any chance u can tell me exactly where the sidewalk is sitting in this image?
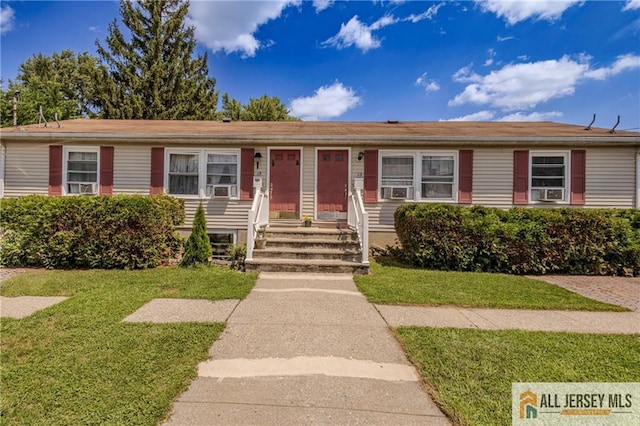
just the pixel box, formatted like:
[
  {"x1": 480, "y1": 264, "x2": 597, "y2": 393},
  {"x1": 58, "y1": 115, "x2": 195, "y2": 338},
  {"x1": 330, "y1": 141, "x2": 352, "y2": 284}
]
[
  {"x1": 376, "y1": 305, "x2": 640, "y2": 334},
  {"x1": 163, "y1": 272, "x2": 450, "y2": 425}
]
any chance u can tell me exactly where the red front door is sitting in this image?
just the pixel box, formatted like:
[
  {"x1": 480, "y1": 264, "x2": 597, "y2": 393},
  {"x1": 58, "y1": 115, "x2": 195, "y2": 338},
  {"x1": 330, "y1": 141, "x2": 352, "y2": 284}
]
[
  {"x1": 317, "y1": 150, "x2": 348, "y2": 219},
  {"x1": 269, "y1": 150, "x2": 300, "y2": 219}
]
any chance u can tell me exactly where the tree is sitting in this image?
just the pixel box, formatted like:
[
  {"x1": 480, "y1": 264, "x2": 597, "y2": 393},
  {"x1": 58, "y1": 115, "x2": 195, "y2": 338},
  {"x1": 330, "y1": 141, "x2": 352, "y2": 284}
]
[
  {"x1": 241, "y1": 95, "x2": 299, "y2": 121},
  {"x1": 1, "y1": 81, "x2": 79, "y2": 127},
  {"x1": 220, "y1": 93, "x2": 242, "y2": 121},
  {"x1": 180, "y1": 203, "x2": 212, "y2": 267},
  {"x1": 16, "y1": 50, "x2": 101, "y2": 118},
  {"x1": 95, "y1": 0, "x2": 218, "y2": 120}
]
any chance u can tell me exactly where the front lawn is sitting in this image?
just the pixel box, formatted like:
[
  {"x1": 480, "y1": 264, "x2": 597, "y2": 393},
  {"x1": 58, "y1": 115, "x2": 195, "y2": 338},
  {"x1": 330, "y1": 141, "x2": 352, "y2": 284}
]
[
  {"x1": 396, "y1": 327, "x2": 640, "y2": 425},
  {"x1": 0, "y1": 267, "x2": 256, "y2": 425},
  {"x1": 354, "y1": 260, "x2": 626, "y2": 311}
]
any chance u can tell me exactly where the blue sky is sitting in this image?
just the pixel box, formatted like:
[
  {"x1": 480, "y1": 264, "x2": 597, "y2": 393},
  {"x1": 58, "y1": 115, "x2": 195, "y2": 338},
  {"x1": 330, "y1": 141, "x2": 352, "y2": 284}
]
[{"x1": 1, "y1": 1, "x2": 639, "y2": 129}]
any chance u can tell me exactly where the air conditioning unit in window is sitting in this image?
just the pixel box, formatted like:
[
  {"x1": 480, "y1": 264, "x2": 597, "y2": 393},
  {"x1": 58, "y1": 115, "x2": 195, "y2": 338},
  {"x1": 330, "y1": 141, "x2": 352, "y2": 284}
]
[
  {"x1": 382, "y1": 186, "x2": 414, "y2": 200},
  {"x1": 69, "y1": 182, "x2": 98, "y2": 195},
  {"x1": 538, "y1": 188, "x2": 564, "y2": 201},
  {"x1": 207, "y1": 185, "x2": 232, "y2": 198}
]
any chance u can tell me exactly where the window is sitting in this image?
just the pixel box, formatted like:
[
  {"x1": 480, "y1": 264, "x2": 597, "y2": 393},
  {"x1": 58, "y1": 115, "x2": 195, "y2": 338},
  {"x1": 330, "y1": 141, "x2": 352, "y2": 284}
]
[
  {"x1": 166, "y1": 149, "x2": 240, "y2": 198},
  {"x1": 530, "y1": 153, "x2": 568, "y2": 202},
  {"x1": 169, "y1": 153, "x2": 199, "y2": 195},
  {"x1": 380, "y1": 155, "x2": 414, "y2": 199},
  {"x1": 65, "y1": 148, "x2": 98, "y2": 194},
  {"x1": 206, "y1": 153, "x2": 238, "y2": 197},
  {"x1": 208, "y1": 232, "x2": 236, "y2": 258},
  {"x1": 421, "y1": 155, "x2": 454, "y2": 199}
]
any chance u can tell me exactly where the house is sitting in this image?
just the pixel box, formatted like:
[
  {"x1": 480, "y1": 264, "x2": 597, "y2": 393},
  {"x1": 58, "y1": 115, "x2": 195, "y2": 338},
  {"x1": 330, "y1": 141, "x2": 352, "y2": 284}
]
[{"x1": 1, "y1": 119, "x2": 639, "y2": 272}]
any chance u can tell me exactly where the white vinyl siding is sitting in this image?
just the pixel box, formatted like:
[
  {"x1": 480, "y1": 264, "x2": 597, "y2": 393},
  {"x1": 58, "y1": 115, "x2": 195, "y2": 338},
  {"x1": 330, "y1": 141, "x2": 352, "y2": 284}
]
[
  {"x1": 585, "y1": 148, "x2": 636, "y2": 208},
  {"x1": 302, "y1": 147, "x2": 314, "y2": 217},
  {"x1": 113, "y1": 146, "x2": 150, "y2": 194},
  {"x1": 472, "y1": 148, "x2": 514, "y2": 208},
  {"x1": 3, "y1": 142, "x2": 49, "y2": 196}
]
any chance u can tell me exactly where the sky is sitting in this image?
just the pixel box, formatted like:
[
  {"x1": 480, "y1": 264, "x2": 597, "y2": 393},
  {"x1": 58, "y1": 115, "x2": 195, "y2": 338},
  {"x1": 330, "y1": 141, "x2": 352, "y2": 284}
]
[{"x1": 1, "y1": 0, "x2": 639, "y2": 129}]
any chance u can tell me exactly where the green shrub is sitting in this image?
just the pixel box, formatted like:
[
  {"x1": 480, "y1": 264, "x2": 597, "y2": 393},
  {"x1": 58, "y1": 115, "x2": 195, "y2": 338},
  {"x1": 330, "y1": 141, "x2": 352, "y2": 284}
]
[
  {"x1": 394, "y1": 204, "x2": 640, "y2": 276},
  {"x1": 180, "y1": 203, "x2": 212, "y2": 267},
  {"x1": 0, "y1": 195, "x2": 184, "y2": 269}
]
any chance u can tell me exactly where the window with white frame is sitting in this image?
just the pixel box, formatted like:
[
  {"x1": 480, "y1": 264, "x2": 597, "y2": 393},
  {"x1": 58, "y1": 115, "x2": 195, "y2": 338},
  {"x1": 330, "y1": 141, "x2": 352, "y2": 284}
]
[
  {"x1": 166, "y1": 149, "x2": 240, "y2": 198},
  {"x1": 169, "y1": 152, "x2": 199, "y2": 195},
  {"x1": 208, "y1": 231, "x2": 237, "y2": 258},
  {"x1": 530, "y1": 152, "x2": 568, "y2": 202},
  {"x1": 206, "y1": 153, "x2": 238, "y2": 198},
  {"x1": 65, "y1": 148, "x2": 98, "y2": 194},
  {"x1": 421, "y1": 155, "x2": 454, "y2": 199},
  {"x1": 380, "y1": 155, "x2": 414, "y2": 199}
]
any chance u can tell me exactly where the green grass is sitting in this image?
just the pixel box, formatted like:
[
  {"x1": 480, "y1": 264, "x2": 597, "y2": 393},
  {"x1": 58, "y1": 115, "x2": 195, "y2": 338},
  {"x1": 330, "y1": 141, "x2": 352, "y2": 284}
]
[
  {"x1": 395, "y1": 327, "x2": 640, "y2": 426},
  {"x1": 0, "y1": 266, "x2": 256, "y2": 425},
  {"x1": 353, "y1": 259, "x2": 626, "y2": 311}
]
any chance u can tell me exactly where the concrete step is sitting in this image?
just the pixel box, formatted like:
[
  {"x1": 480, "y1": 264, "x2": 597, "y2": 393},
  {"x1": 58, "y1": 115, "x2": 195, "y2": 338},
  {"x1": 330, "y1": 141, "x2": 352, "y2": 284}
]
[
  {"x1": 246, "y1": 258, "x2": 369, "y2": 275},
  {"x1": 253, "y1": 247, "x2": 361, "y2": 262},
  {"x1": 267, "y1": 227, "x2": 358, "y2": 241},
  {"x1": 265, "y1": 238, "x2": 360, "y2": 250}
]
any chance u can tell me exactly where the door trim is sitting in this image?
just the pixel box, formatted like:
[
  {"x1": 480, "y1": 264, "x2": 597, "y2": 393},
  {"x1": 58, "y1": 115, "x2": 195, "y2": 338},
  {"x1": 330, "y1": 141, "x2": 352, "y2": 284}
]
[
  {"x1": 314, "y1": 147, "x2": 352, "y2": 220},
  {"x1": 267, "y1": 146, "x2": 303, "y2": 219}
]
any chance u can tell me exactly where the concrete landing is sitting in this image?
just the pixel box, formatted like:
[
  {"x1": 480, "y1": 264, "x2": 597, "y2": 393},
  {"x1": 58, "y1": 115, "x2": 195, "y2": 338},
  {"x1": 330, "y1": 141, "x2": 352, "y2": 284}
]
[
  {"x1": 163, "y1": 273, "x2": 450, "y2": 425},
  {"x1": 0, "y1": 296, "x2": 68, "y2": 319}
]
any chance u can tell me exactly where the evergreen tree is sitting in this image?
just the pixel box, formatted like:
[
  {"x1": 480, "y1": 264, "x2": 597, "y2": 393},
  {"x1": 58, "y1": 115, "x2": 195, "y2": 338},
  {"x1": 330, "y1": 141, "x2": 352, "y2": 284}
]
[
  {"x1": 180, "y1": 203, "x2": 212, "y2": 267},
  {"x1": 95, "y1": 0, "x2": 218, "y2": 120},
  {"x1": 16, "y1": 50, "x2": 101, "y2": 118},
  {"x1": 241, "y1": 95, "x2": 300, "y2": 121},
  {"x1": 221, "y1": 93, "x2": 242, "y2": 121}
]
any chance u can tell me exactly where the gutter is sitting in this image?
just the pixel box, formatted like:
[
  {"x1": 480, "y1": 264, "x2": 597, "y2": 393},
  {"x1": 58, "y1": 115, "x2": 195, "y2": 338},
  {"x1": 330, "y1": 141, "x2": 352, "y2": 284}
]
[{"x1": 1, "y1": 132, "x2": 639, "y2": 147}]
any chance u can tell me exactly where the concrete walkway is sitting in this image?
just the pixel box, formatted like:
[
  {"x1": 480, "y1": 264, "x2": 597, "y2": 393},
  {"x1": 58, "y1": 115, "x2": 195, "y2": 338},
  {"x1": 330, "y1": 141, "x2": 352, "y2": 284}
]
[
  {"x1": 164, "y1": 273, "x2": 450, "y2": 425},
  {"x1": 377, "y1": 305, "x2": 640, "y2": 334}
]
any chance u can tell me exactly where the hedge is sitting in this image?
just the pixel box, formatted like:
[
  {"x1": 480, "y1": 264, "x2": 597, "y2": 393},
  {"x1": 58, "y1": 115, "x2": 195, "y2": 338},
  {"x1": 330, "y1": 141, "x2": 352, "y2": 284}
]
[
  {"x1": 0, "y1": 195, "x2": 185, "y2": 269},
  {"x1": 394, "y1": 204, "x2": 640, "y2": 276}
]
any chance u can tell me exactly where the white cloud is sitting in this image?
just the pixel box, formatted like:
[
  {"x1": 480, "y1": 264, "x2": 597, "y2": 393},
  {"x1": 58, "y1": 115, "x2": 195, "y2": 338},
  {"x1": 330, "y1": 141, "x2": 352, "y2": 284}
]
[
  {"x1": 187, "y1": 1, "x2": 299, "y2": 57},
  {"x1": 440, "y1": 111, "x2": 496, "y2": 121},
  {"x1": 415, "y1": 72, "x2": 440, "y2": 92},
  {"x1": 584, "y1": 54, "x2": 640, "y2": 80},
  {"x1": 313, "y1": 0, "x2": 334, "y2": 12},
  {"x1": 449, "y1": 54, "x2": 640, "y2": 111},
  {"x1": 623, "y1": 0, "x2": 640, "y2": 11},
  {"x1": 322, "y1": 15, "x2": 382, "y2": 51},
  {"x1": 477, "y1": 0, "x2": 582, "y2": 25},
  {"x1": 1, "y1": 5, "x2": 14, "y2": 35},
  {"x1": 484, "y1": 59, "x2": 494, "y2": 67},
  {"x1": 497, "y1": 35, "x2": 515, "y2": 42},
  {"x1": 498, "y1": 111, "x2": 563, "y2": 122},
  {"x1": 290, "y1": 82, "x2": 361, "y2": 121},
  {"x1": 452, "y1": 63, "x2": 481, "y2": 83},
  {"x1": 324, "y1": 3, "x2": 443, "y2": 52},
  {"x1": 407, "y1": 3, "x2": 444, "y2": 23}
]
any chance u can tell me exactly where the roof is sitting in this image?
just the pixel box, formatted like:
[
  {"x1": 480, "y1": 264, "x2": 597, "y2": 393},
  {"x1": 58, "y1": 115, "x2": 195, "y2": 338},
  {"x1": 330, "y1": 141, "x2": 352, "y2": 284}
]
[{"x1": 1, "y1": 120, "x2": 638, "y2": 147}]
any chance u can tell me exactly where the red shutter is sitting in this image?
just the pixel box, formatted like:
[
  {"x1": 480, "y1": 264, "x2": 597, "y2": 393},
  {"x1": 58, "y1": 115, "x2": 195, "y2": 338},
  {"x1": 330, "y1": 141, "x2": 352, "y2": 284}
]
[
  {"x1": 570, "y1": 150, "x2": 586, "y2": 205},
  {"x1": 513, "y1": 150, "x2": 529, "y2": 205},
  {"x1": 363, "y1": 150, "x2": 378, "y2": 203},
  {"x1": 150, "y1": 147, "x2": 164, "y2": 195},
  {"x1": 458, "y1": 150, "x2": 473, "y2": 204},
  {"x1": 240, "y1": 148, "x2": 254, "y2": 200},
  {"x1": 49, "y1": 145, "x2": 63, "y2": 196},
  {"x1": 99, "y1": 146, "x2": 114, "y2": 195}
]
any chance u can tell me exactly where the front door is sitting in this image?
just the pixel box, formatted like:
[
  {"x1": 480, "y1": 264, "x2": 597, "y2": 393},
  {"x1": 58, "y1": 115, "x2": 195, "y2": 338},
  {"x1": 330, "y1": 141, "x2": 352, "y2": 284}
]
[
  {"x1": 317, "y1": 149, "x2": 349, "y2": 220},
  {"x1": 269, "y1": 149, "x2": 300, "y2": 219}
]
